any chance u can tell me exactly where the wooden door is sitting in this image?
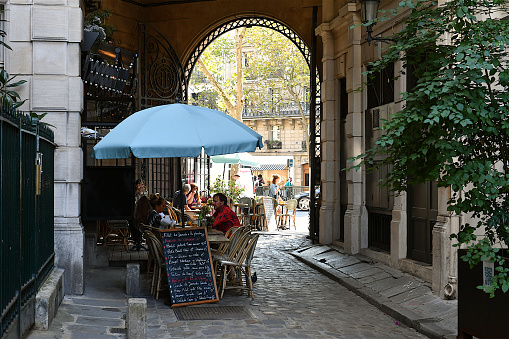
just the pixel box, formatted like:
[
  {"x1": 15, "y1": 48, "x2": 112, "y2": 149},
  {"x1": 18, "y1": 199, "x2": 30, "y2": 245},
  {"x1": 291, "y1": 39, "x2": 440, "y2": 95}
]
[{"x1": 407, "y1": 181, "x2": 438, "y2": 264}]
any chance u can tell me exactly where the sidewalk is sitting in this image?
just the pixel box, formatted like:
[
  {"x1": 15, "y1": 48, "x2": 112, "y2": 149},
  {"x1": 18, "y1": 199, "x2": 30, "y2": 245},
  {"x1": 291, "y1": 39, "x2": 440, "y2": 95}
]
[{"x1": 291, "y1": 244, "x2": 457, "y2": 339}]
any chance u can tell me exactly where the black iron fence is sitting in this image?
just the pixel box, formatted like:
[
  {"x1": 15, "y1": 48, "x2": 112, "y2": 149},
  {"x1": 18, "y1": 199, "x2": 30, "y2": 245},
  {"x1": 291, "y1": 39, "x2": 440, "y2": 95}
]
[
  {"x1": 254, "y1": 185, "x2": 314, "y2": 201},
  {"x1": 0, "y1": 107, "x2": 55, "y2": 338}
]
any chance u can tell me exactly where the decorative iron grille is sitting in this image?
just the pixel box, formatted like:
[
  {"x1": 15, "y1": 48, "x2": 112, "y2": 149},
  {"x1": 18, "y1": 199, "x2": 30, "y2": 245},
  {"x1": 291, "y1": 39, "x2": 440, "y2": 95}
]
[
  {"x1": 184, "y1": 17, "x2": 311, "y2": 81},
  {"x1": 139, "y1": 23, "x2": 187, "y2": 109}
]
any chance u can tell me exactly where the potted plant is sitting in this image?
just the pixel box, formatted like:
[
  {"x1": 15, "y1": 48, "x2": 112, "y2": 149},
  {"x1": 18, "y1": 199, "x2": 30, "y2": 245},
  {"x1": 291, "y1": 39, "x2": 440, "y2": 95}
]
[{"x1": 210, "y1": 175, "x2": 244, "y2": 203}]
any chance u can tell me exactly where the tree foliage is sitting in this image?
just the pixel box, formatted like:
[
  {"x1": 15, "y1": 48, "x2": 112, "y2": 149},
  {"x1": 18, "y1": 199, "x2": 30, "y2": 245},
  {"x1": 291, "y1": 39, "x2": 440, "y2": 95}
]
[
  {"x1": 189, "y1": 27, "x2": 310, "y2": 148},
  {"x1": 243, "y1": 28, "x2": 310, "y2": 150},
  {"x1": 351, "y1": 0, "x2": 509, "y2": 296}
]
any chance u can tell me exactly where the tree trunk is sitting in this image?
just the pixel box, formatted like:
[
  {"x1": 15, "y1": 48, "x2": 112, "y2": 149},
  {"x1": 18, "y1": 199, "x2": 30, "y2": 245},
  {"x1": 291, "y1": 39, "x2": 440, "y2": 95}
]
[
  {"x1": 196, "y1": 58, "x2": 235, "y2": 114},
  {"x1": 232, "y1": 27, "x2": 247, "y2": 121}
]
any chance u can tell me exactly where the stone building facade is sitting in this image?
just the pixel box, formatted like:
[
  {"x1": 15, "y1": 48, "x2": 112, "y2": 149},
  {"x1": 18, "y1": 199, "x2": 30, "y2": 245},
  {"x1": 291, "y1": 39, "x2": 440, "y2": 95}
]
[
  {"x1": 243, "y1": 108, "x2": 309, "y2": 186},
  {"x1": 3, "y1": 0, "x2": 480, "y2": 301},
  {"x1": 316, "y1": 0, "x2": 460, "y2": 299},
  {"x1": 5, "y1": 0, "x2": 84, "y2": 294}
]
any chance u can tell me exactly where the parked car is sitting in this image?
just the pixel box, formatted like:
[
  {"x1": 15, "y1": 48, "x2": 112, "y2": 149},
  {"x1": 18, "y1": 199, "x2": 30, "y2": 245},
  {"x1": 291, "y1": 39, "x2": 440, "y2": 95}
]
[{"x1": 294, "y1": 189, "x2": 320, "y2": 211}]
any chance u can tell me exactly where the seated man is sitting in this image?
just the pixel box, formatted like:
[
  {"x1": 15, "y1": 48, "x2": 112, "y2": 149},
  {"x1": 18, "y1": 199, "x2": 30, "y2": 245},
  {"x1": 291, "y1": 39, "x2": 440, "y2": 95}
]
[
  {"x1": 173, "y1": 184, "x2": 192, "y2": 211},
  {"x1": 211, "y1": 192, "x2": 240, "y2": 234}
]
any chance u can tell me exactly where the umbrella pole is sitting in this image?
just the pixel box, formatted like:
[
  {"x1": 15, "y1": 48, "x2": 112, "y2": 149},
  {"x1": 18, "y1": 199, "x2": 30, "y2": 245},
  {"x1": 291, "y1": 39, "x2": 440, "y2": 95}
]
[{"x1": 181, "y1": 202, "x2": 185, "y2": 226}]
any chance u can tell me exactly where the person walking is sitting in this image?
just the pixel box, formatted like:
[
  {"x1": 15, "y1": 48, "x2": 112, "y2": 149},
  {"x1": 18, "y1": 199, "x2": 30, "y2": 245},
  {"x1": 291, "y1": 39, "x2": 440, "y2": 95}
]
[{"x1": 285, "y1": 177, "x2": 294, "y2": 199}]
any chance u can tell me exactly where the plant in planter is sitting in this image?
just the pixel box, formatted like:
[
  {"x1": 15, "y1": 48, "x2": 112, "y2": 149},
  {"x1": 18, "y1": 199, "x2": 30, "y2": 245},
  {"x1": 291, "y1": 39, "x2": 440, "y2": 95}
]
[
  {"x1": 266, "y1": 140, "x2": 282, "y2": 149},
  {"x1": 210, "y1": 175, "x2": 244, "y2": 203},
  {"x1": 84, "y1": 9, "x2": 116, "y2": 49}
]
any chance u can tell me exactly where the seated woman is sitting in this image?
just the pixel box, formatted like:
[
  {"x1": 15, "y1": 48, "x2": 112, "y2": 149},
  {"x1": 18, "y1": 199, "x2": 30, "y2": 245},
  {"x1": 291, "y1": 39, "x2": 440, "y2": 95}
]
[
  {"x1": 148, "y1": 196, "x2": 176, "y2": 229},
  {"x1": 186, "y1": 183, "x2": 202, "y2": 209}
]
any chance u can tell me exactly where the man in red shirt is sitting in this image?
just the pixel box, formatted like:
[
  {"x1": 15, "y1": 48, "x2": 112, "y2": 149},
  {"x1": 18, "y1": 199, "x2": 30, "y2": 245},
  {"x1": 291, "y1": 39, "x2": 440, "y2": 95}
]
[{"x1": 211, "y1": 193, "x2": 240, "y2": 234}]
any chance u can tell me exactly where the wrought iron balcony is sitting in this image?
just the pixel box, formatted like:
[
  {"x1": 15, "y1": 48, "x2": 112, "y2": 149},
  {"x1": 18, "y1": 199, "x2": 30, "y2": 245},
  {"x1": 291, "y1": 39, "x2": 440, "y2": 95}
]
[{"x1": 242, "y1": 102, "x2": 309, "y2": 119}]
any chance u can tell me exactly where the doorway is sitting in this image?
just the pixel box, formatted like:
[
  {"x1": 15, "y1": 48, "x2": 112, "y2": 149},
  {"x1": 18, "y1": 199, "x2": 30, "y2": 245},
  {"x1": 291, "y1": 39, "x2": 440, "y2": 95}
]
[{"x1": 407, "y1": 181, "x2": 438, "y2": 264}]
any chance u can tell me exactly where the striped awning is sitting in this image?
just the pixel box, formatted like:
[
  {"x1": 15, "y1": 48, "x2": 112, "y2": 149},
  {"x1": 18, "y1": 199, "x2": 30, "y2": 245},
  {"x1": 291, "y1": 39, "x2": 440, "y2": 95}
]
[{"x1": 252, "y1": 164, "x2": 287, "y2": 171}]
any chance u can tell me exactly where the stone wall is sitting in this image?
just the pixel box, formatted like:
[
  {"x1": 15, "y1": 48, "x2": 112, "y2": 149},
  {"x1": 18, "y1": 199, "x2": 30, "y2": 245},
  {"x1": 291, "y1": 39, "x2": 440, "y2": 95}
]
[{"x1": 6, "y1": 0, "x2": 84, "y2": 294}]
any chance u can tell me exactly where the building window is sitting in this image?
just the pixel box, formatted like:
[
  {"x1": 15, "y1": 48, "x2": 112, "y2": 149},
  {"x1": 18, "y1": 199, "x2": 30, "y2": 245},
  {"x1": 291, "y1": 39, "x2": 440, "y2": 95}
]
[
  {"x1": 271, "y1": 125, "x2": 280, "y2": 141},
  {"x1": 367, "y1": 62, "x2": 394, "y2": 109}
]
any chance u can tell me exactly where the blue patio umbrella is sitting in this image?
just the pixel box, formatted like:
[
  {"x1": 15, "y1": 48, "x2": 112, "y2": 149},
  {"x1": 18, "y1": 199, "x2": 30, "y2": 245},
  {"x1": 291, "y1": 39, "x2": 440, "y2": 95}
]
[
  {"x1": 93, "y1": 103, "x2": 263, "y2": 159},
  {"x1": 92, "y1": 103, "x2": 264, "y2": 224}
]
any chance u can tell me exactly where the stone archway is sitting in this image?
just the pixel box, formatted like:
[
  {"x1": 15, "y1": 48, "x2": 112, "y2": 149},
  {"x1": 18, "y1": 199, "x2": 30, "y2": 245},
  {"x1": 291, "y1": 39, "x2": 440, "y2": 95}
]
[{"x1": 183, "y1": 16, "x2": 321, "y2": 239}]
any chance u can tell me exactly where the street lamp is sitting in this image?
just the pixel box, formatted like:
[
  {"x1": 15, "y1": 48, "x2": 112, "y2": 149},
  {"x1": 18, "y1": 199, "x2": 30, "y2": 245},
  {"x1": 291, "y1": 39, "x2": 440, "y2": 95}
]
[{"x1": 359, "y1": 0, "x2": 394, "y2": 44}]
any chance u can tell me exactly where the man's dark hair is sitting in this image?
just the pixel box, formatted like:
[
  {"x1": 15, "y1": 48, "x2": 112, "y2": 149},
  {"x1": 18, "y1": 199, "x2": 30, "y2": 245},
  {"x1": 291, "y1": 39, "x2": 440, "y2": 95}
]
[{"x1": 214, "y1": 192, "x2": 227, "y2": 204}]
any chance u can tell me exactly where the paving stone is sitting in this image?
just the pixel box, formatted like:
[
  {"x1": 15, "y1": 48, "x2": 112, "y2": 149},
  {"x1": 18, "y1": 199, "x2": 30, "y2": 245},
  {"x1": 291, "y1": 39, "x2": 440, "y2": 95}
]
[
  {"x1": 366, "y1": 276, "x2": 399, "y2": 292},
  {"x1": 75, "y1": 316, "x2": 124, "y2": 327},
  {"x1": 358, "y1": 271, "x2": 391, "y2": 284},
  {"x1": 338, "y1": 262, "x2": 374, "y2": 276},
  {"x1": 326, "y1": 256, "x2": 361, "y2": 269},
  {"x1": 379, "y1": 276, "x2": 422, "y2": 298},
  {"x1": 71, "y1": 298, "x2": 126, "y2": 308},
  {"x1": 313, "y1": 251, "x2": 342, "y2": 262},
  {"x1": 70, "y1": 331, "x2": 118, "y2": 339},
  {"x1": 374, "y1": 263, "x2": 406, "y2": 278},
  {"x1": 296, "y1": 245, "x2": 330, "y2": 258},
  {"x1": 389, "y1": 285, "x2": 432, "y2": 304},
  {"x1": 349, "y1": 267, "x2": 384, "y2": 279}
]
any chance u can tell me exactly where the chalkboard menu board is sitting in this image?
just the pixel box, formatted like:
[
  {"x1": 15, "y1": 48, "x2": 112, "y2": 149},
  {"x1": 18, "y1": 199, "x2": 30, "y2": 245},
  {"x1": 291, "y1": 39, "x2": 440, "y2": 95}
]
[
  {"x1": 161, "y1": 227, "x2": 219, "y2": 307},
  {"x1": 263, "y1": 197, "x2": 277, "y2": 231}
]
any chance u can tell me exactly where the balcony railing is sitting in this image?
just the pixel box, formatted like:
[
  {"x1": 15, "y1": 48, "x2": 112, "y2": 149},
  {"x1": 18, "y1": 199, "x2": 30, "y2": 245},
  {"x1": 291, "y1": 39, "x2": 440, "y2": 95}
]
[
  {"x1": 266, "y1": 140, "x2": 282, "y2": 149},
  {"x1": 242, "y1": 102, "x2": 309, "y2": 118}
]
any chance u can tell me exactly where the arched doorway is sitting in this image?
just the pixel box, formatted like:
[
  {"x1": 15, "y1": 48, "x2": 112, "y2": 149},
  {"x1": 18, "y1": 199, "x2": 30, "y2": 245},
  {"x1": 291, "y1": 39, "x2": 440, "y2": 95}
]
[{"x1": 183, "y1": 16, "x2": 321, "y2": 240}]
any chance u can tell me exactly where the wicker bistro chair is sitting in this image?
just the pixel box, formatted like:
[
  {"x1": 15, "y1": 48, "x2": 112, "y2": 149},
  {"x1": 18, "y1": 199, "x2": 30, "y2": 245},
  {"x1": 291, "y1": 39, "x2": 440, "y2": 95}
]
[
  {"x1": 271, "y1": 197, "x2": 283, "y2": 229},
  {"x1": 144, "y1": 230, "x2": 167, "y2": 299},
  {"x1": 279, "y1": 199, "x2": 298, "y2": 230},
  {"x1": 217, "y1": 233, "x2": 260, "y2": 299},
  {"x1": 212, "y1": 226, "x2": 240, "y2": 256},
  {"x1": 253, "y1": 197, "x2": 266, "y2": 231},
  {"x1": 142, "y1": 224, "x2": 163, "y2": 278},
  {"x1": 238, "y1": 197, "x2": 256, "y2": 227},
  {"x1": 213, "y1": 227, "x2": 250, "y2": 275}
]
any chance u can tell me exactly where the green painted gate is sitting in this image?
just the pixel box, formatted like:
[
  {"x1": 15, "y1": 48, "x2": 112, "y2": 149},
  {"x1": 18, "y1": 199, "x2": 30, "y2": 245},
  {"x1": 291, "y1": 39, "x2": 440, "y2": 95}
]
[{"x1": 0, "y1": 107, "x2": 55, "y2": 338}]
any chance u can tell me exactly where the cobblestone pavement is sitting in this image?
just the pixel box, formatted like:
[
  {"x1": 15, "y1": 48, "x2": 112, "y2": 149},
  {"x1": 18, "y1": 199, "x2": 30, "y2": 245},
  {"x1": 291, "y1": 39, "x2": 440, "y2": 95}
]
[
  {"x1": 27, "y1": 231, "x2": 427, "y2": 338},
  {"x1": 144, "y1": 233, "x2": 426, "y2": 338}
]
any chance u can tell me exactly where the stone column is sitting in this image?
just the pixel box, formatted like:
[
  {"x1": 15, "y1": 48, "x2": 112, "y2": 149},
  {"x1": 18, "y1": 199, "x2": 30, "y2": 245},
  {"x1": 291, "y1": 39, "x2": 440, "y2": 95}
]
[
  {"x1": 316, "y1": 25, "x2": 335, "y2": 244},
  {"x1": 7, "y1": 0, "x2": 84, "y2": 294},
  {"x1": 390, "y1": 192, "x2": 407, "y2": 268},
  {"x1": 390, "y1": 58, "x2": 407, "y2": 268},
  {"x1": 344, "y1": 5, "x2": 364, "y2": 254},
  {"x1": 432, "y1": 186, "x2": 453, "y2": 299}
]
